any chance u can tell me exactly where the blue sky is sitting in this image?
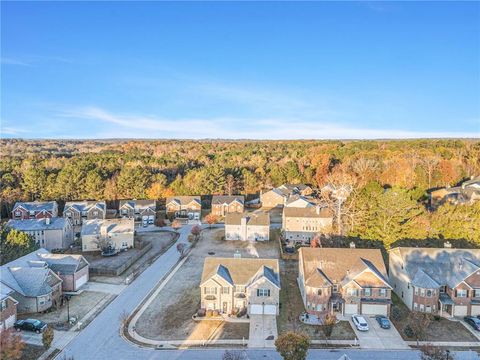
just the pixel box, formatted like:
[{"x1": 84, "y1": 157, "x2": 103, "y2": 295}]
[{"x1": 1, "y1": 1, "x2": 479, "y2": 139}]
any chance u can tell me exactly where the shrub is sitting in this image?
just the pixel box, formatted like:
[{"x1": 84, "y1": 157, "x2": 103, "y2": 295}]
[
  {"x1": 403, "y1": 325, "x2": 415, "y2": 338},
  {"x1": 213, "y1": 310, "x2": 219, "y2": 317},
  {"x1": 42, "y1": 327, "x2": 54, "y2": 349},
  {"x1": 433, "y1": 315, "x2": 441, "y2": 321},
  {"x1": 206, "y1": 310, "x2": 213, "y2": 317},
  {"x1": 237, "y1": 307, "x2": 247, "y2": 318},
  {"x1": 197, "y1": 309, "x2": 206, "y2": 317}
]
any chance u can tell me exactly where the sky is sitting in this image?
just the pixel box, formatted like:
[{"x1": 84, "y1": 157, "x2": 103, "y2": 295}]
[{"x1": 1, "y1": 1, "x2": 479, "y2": 140}]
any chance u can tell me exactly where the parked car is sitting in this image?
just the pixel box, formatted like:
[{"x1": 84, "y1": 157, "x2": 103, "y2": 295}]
[
  {"x1": 375, "y1": 315, "x2": 391, "y2": 329},
  {"x1": 352, "y1": 315, "x2": 369, "y2": 331},
  {"x1": 285, "y1": 246, "x2": 295, "y2": 254},
  {"x1": 464, "y1": 316, "x2": 480, "y2": 331},
  {"x1": 14, "y1": 319, "x2": 47, "y2": 333}
]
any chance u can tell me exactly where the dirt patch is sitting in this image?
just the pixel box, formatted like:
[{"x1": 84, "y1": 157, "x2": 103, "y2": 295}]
[
  {"x1": 135, "y1": 227, "x2": 279, "y2": 340},
  {"x1": 20, "y1": 344, "x2": 45, "y2": 360},
  {"x1": 391, "y1": 293, "x2": 478, "y2": 342},
  {"x1": 277, "y1": 260, "x2": 356, "y2": 340}
]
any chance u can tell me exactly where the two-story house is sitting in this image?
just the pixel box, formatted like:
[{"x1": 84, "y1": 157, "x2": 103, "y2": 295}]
[
  {"x1": 200, "y1": 257, "x2": 281, "y2": 316},
  {"x1": 0, "y1": 283, "x2": 18, "y2": 331},
  {"x1": 389, "y1": 247, "x2": 480, "y2": 317},
  {"x1": 7, "y1": 218, "x2": 74, "y2": 251},
  {"x1": 12, "y1": 201, "x2": 58, "y2": 220},
  {"x1": 298, "y1": 248, "x2": 392, "y2": 317},
  {"x1": 260, "y1": 184, "x2": 314, "y2": 208},
  {"x1": 429, "y1": 176, "x2": 480, "y2": 208},
  {"x1": 63, "y1": 201, "x2": 106, "y2": 226},
  {"x1": 225, "y1": 212, "x2": 270, "y2": 241},
  {"x1": 0, "y1": 251, "x2": 64, "y2": 314},
  {"x1": 119, "y1": 200, "x2": 156, "y2": 224},
  {"x1": 282, "y1": 206, "x2": 333, "y2": 244},
  {"x1": 81, "y1": 218, "x2": 134, "y2": 252},
  {"x1": 211, "y1": 196, "x2": 245, "y2": 217},
  {"x1": 166, "y1": 196, "x2": 201, "y2": 220}
]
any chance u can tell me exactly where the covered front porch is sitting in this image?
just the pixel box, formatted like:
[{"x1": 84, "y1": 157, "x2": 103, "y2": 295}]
[{"x1": 439, "y1": 293, "x2": 454, "y2": 317}]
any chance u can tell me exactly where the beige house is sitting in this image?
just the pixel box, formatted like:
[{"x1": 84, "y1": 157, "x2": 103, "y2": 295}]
[
  {"x1": 260, "y1": 188, "x2": 287, "y2": 208},
  {"x1": 81, "y1": 218, "x2": 134, "y2": 252},
  {"x1": 389, "y1": 247, "x2": 480, "y2": 317},
  {"x1": 260, "y1": 184, "x2": 314, "y2": 208},
  {"x1": 119, "y1": 200, "x2": 156, "y2": 224},
  {"x1": 298, "y1": 248, "x2": 392, "y2": 317},
  {"x1": 7, "y1": 218, "x2": 74, "y2": 251},
  {"x1": 211, "y1": 196, "x2": 244, "y2": 217},
  {"x1": 282, "y1": 206, "x2": 333, "y2": 244},
  {"x1": 225, "y1": 212, "x2": 270, "y2": 241},
  {"x1": 278, "y1": 184, "x2": 313, "y2": 196},
  {"x1": 166, "y1": 196, "x2": 201, "y2": 220},
  {"x1": 63, "y1": 201, "x2": 106, "y2": 225},
  {"x1": 285, "y1": 195, "x2": 315, "y2": 208},
  {"x1": 200, "y1": 257, "x2": 281, "y2": 315}
]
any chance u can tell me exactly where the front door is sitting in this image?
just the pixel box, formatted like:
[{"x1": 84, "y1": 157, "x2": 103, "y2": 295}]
[{"x1": 223, "y1": 302, "x2": 228, "y2": 313}]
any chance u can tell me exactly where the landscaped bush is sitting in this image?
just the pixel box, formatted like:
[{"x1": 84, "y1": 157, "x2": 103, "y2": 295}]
[
  {"x1": 433, "y1": 315, "x2": 441, "y2": 321},
  {"x1": 197, "y1": 309, "x2": 206, "y2": 317},
  {"x1": 206, "y1": 310, "x2": 213, "y2": 317},
  {"x1": 236, "y1": 307, "x2": 247, "y2": 318},
  {"x1": 403, "y1": 324, "x2": 415, "y2": 338},
  {"x1": 213, "y1": 310, "x2": 219, "y2": 317}
]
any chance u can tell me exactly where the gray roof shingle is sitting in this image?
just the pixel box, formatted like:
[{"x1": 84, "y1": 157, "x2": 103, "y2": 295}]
[{"x1": 7, "y1": 218, "x2": 68, "y2": 231}]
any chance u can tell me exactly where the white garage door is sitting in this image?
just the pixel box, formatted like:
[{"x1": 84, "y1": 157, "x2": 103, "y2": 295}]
[
  {"x1": 362, "y1": 304, "x2": 388, "y2": 316},
  {"x1": 250, "y1": 304, "x2": 263, "y2": 315},
  {"x1": 454, "y1": 305, "x2": 468, "y2": 316},
  {"x1": 76, "y1": 274, "x2": 88, "y2": 289},
  {"x1": 4, "y1": 315, "x2": 16, "y2": 329},
  {"x1": 264, "y1": 305, "x2": 277, "y2": 315},
  {"x1": 344, "y1": 303, "x2": 358, "y2": 315},
  {"x1": 472, "y1": 306, "x2": 480, "y2": 316}
]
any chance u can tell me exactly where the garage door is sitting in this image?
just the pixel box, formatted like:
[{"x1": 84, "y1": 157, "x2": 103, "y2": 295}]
[
  {"x1": 250, "y1": 304, "x2": 263, "y2": 314},
  {"x1": 148, "y1": 215, "x2": 154, "y2": 224},
  {"x1": 76, "y1": 274, "x2": 88, "y2": 290},
  {"x1": 4, "y1": 315, "x2": 16, "y2": 329},
  {"x1": 454, "y1": 305, "x2": 468, "y2": 316},
  {"x1": 344, "y1": 303, "x2": 358, "y2": 315},
  {"x1": 362, "y1": 304, "x2": 388, "y2": 316},
  {"x1": 472, "y1": 306, "x2": 480, "y2": 316},
  {"x1": 264, "y1": 305, "x2": 277, "y2": 315}
]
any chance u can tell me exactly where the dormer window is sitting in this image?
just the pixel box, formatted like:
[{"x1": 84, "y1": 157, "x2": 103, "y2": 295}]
[
  {"x1": 333, "y1": 284, "x2": 338, "y2": 292},
  {"x1": 317, "y1": 289, "x2": 323, "y2": 296},
  {"x1": 456, "y1": 289, "x2": 467, "y2": 298}
]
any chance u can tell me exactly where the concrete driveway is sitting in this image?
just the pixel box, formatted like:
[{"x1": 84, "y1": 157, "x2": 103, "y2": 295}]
[
  {"x1": 461, "y1": 319, "x2": 480, "y2": 340},
  {"x1": 349, "y1": 316, "x2": 408, "y2": 349},
  {"x1": 248, "y1": 315, "x2": 277, "y2": 348}
]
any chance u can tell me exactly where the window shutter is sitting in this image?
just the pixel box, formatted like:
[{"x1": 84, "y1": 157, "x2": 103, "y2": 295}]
[{"x1": 267, "y1": 289, "x2": 270, "y2": 297}]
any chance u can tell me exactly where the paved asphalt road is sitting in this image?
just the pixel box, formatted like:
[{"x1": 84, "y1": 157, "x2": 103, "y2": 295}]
[{"x1": 59, "y1": 224, "x2": 479, "y2": 360}]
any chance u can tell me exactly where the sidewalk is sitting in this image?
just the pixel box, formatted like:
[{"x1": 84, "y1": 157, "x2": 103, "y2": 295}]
[{"x1": 406, "y1": 341, "x2": 480, "y2": 347}]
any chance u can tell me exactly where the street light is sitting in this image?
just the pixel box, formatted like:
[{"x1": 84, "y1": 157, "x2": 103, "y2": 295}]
[{"x1": 64, "y1": 294, "x2": 72, "y2": 324}]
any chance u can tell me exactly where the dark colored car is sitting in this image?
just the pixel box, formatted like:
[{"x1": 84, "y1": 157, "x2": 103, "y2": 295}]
[
  {"x1": 284, "y1": 246, "x2": 295, "y2": 254},
  {"x1": 464, "y1": 316, "x2": 480, "y2": 331},
  {"x1": 14, "y1": 319, "x2": 47, "y2": 333},
  {"x1": 375, "y1": 315, "x2": 391, "y2": 329}
]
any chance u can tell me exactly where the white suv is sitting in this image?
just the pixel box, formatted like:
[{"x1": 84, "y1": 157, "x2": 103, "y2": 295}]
[{"x1": 352, "y1": 314, "x2": 369, "y2": 331}]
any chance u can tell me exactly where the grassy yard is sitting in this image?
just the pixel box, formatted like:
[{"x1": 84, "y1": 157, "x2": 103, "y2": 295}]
[
  {"x1": 277, "y1": 260, "x2": 356, "y2": 340},
  {"x1": 391, "y1": 293, "x2": 478, "y2": 342}
]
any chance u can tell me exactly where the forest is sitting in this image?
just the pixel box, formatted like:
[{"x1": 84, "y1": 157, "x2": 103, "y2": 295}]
[{"x1": 1, "y1": 138, "x2": 479, "y2": 246}]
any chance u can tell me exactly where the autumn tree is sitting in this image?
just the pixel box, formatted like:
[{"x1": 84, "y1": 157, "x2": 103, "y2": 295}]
[
  {"x1": 171, "y1": 219, "x2": 182, "y2": 231},
  {"x1": 0, "y1": 329, "x2": 24, "y2": 360},
  {"x1": 205, "y1": 214, "x2": 219, "y2": 228},
  {"x1": 43, "y1": 327, "x2": 54, "y2": 349},
  {"x1": 321, "y1": 313, "x2": 336, "y2": 341},
  {"x1": 405, "y1": 312, "x2": 431, "y2": 346},
  {"x1": 191, "y1": 225, "x2": 202, "y2": 241},
  {"x1": 275, "y1": 331, "x2": 310, "y2": 360}
]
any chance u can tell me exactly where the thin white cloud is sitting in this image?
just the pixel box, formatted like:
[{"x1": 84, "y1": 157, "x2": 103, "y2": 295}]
[
  {"x1": 1, "y1": 126, "x2": 28, "y2": 136},
  {"x1": 57, "y1": 106, "x2": 478, "y2": 140},
  {"x1": 1, "y1": 57, "x2": 32, "y2": 66}
]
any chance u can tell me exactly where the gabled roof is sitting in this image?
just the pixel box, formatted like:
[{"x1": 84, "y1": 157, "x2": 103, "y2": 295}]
[
  {"x1": 166, "y1": 196, "x2": 201, "y2": 206},
  {"x1": 13, "y1": 201, "x2": 57, "y2": 213},
  {"x1": 201, "y1": 257, "x2": 280, "y2": 288},
  {"x1": 81, "y1": 219, "x2": 134, "y2": 236},
  {"x1": 246, "y1": 265, "x2": 281, "y2": 289},
  {"x1": 285, "y1": 195, "x2": 314, "y2": 207},
  {"x1": 389, "y1": 247, "x2": 480, "y2": 289},
  {"x1": 283, "y1": 206, "x2": 333, "y2": 218},
  {"x1": 119, "y1": 200, "x2": 156, "y2": 211},
  {"x1": 299, "y1": 248, "x2": 389, "y2": 289},
  {"x1": 64, "y1": 201, "x2": 106, "y2": 213},
  {"x1": 211, "y1": 196, "x2": 245, "y2": 206},
  {"x1": 411, "y1": 269, "x2": 440, "y2": 289},
  {"x1": 7, "y1": 218, "x2": 68, "y2": 231},
  {"x1": 225, "y1": 212, "x2": 270, "y2": 226}
]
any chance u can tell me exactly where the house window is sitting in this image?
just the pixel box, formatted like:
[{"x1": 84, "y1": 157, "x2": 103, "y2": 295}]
[
  {"x1": 333, "y1": 285, "x2": 338, "y2": 292},
  {"x1": 15, "y1": 211, "x2": 21, "y2": 216},
  {"x1": 257, "y1": 289, "x2": 270, "y2": 297},
  {"x1": 204, "y1": 287, "x2": 217, "y2": 295},
  {"x1": 420, "y1": 289, "x2": 425, "y2": 297},
  {"x1": 379, "y1": 289, "x2": 387, "y2": 297},
  {"x1": 347, "y1": 288, "x2": 358, "y2": 297},
  {"x1": 364, "y1": 288, "x2": 372, "y2": 297},
  {"x1": 420, "y1": 304, "x2": 425, "y2": 312},
  {"x1": 221, "y1": 287, "x2": 230, "y2": 294},
  {"x1": 426, "y1": 289, "x2": 433, "y2": 297},
  {"x1": 475, "y1": 289, "x2": 480, "y2": 298},
  {"x1": 414, "y1": 288, "x2": 418, "y2": 296},
  {"x1": 426, "y1": 305, "x2": 431, "y2": 313},
  {"x1": 317, "y1": 289, "x2": 323, "y2": 296},
  {"x1": 93, "y1": 211, "x2": 98, "y2": 216},
  {"x1": 456, "y1": 289, "x2": 467, "y2": 298},
  {"x1": 413, "y1": 302, "x2": 418, "y2": 310},
  {"x1": 0, "y1": 300, "x2": 7, "y2": 311}
]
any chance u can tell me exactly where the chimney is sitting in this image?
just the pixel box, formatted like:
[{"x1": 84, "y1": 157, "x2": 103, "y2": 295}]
[
  {"x1": 444, "y1": 241, "x2": 452, "y2": 248},
  {"x1": 45, "y1": 217, "x2": 51, "y2": 225}
]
